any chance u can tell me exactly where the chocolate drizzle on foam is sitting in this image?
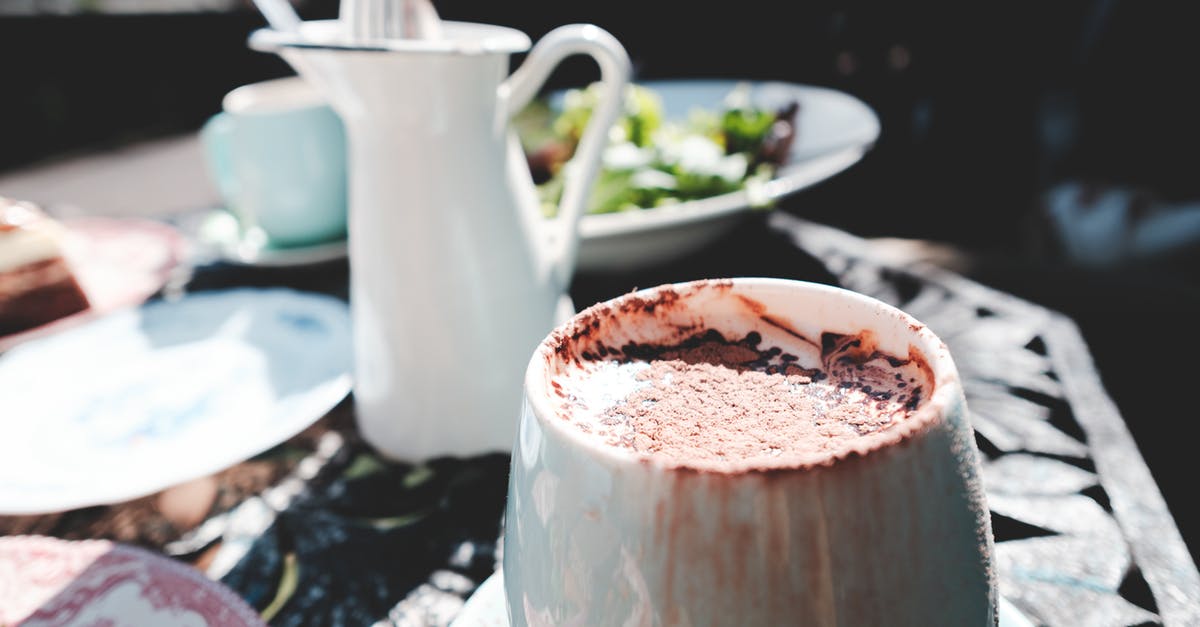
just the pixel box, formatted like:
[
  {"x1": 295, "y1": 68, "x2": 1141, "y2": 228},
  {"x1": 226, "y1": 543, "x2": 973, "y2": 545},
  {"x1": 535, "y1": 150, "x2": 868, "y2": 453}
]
[{"x1": 542, "y1": 281, "x2": 938, "y2": 473}]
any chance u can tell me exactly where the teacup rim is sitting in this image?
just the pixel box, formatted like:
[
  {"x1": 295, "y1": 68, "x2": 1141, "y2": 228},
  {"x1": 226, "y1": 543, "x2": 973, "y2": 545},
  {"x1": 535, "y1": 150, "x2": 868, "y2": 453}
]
[
  {"x1": 222, "y1": 76, "x2": 329, "y2": 116},
  {"x1": 523, "y1": 277, "x2": 965, "y2": 474}
]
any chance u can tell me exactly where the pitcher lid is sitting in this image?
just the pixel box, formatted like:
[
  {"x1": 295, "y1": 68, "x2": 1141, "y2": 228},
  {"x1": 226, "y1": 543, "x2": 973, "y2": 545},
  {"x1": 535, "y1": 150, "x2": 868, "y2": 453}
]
[{"x1": 249, "y1": 20, "x2": 531, "y2": 55}]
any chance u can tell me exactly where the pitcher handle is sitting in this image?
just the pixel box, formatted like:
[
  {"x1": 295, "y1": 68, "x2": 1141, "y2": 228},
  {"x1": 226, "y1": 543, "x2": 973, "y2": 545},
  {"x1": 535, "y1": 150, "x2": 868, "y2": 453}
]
[{"x1": 501, "y1": 24, "x2": 631, "y2": 289}]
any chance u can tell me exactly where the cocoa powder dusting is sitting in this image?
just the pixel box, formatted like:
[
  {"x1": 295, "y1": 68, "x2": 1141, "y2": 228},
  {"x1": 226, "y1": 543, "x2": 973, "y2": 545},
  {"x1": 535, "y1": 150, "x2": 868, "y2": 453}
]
[{"x1": 588, "y1": 331, "x2": 930, "y2": 467}]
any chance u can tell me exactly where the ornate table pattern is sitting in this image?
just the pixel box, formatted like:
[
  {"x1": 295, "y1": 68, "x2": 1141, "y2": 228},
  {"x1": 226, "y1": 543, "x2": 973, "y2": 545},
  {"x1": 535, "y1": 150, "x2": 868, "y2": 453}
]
[
  {"x1": 4, "y1": 215, "x2": 1196, "y2": 626},
  {"x1": 784, "y1": 215, "x2": 1200, "y2": 626}
]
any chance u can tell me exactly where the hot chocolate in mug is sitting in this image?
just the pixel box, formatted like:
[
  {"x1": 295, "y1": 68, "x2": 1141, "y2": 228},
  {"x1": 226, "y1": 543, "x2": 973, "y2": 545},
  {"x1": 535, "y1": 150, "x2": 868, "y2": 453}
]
[{"x1": 505, "y1": 278, "x2": 997, "y2": 625}]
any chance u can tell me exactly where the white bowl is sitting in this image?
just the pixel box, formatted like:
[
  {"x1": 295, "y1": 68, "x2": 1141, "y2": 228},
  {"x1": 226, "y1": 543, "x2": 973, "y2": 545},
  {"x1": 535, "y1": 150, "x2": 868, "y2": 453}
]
[{"x1": 569, "y1": 79, "x2": 880, "y2": 273}]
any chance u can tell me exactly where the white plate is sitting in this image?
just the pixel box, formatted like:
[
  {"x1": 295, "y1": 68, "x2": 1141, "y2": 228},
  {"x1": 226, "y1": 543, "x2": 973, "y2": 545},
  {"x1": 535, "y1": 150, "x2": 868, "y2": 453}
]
[
  {"x1": 0, "y1": 288, "x2": 352, "y2": 514},
  {"x1": 195, "y1": 209, "x2": 348, "y2": 267},
  {"x1": 567, "y1": 79, "x2": 880, "y2": 273},
  {"x1": 451, "y1": 569, "x2": 1036, "y2": 627}
]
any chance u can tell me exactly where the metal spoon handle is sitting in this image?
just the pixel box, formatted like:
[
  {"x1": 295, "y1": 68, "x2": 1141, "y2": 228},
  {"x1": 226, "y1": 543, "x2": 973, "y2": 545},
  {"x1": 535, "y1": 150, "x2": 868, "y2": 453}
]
[{"x1": 252, "y1": 0, "x2": 302, "y2": 33}]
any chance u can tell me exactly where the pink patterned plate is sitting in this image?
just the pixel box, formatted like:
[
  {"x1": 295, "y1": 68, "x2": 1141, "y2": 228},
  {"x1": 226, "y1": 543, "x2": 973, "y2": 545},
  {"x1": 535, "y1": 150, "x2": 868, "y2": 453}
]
[
  {"x1": 0, "y1": 217, "x2": 186, "y2": 353},
  {"x1": 0, "y1": 536, "x2": 264, "y2": 626}
]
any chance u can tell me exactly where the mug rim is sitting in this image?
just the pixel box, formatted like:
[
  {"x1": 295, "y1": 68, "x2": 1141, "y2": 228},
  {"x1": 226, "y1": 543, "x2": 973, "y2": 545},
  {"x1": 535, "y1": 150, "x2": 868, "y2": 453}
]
[{"x1": 523, "y1": 277, "x2": 964, "y2": 474}]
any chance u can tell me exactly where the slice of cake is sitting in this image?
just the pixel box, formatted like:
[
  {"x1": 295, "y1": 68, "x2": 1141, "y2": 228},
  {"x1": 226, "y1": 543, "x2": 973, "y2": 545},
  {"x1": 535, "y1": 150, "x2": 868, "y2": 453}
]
[{"x1": 0, "y1": 197, "x2": 90, "y2": 335}]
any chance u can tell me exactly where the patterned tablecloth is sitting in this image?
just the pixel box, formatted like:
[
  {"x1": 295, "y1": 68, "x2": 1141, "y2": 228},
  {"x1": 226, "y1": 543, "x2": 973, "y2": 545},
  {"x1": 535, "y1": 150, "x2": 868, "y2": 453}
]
[{"x1": 3, "y1": 213, "x2": 1196, "y2": 626}]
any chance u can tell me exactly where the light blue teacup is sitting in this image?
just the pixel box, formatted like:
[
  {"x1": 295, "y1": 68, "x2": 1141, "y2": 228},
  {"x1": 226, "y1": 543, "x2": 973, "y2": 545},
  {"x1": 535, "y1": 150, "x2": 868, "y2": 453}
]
[{"x1": 201, "y1": 76, "x2": 347, "y2": 249}]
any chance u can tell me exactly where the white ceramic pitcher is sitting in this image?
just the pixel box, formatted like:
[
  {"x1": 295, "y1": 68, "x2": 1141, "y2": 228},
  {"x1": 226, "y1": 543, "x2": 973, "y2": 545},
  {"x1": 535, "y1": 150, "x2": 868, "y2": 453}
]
[{"x1": 250, "y1": 21, "x2": 630, "y2": 460}]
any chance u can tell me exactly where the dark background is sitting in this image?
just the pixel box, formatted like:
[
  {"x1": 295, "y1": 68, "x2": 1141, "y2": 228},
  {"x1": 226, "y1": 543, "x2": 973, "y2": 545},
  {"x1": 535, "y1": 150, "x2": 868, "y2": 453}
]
[{"x1": 2, "y1": 1, "x2": 1198, "y2": 556}]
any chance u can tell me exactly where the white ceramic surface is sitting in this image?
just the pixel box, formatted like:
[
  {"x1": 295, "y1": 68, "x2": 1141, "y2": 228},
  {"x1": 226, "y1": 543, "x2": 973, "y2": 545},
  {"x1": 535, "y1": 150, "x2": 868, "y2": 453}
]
[
  {"x1": 251, "y1": 21, "x2": 631, "y2": 461},
  {"x1": 505, "y1": 279, "x2": 996, "y2": 625},
  {"x1": 451, "y1": 569, "x2": 1037, "y2": 627},
  {"x1": 0, "y1": 289, "x2": 352, "y2": 514},
  {"x1": 571, "y1": 79, "x2": 881, "y2": 272}
]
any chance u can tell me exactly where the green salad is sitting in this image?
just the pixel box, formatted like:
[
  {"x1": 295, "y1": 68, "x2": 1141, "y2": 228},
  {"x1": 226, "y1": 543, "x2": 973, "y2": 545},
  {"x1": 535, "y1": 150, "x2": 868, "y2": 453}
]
[{"x1": 516, "y1": 83, "x2": 799, "y2": 217}]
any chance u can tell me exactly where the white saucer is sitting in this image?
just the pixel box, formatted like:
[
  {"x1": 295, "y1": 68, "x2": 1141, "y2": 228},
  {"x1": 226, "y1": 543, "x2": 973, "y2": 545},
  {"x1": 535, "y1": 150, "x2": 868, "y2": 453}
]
[
  {"x1": 452, "y1": 569, "x2": 1036, "y2": 627},
  {"x1": 196, "y1": 209, "x2": 347, "y2": 267}
]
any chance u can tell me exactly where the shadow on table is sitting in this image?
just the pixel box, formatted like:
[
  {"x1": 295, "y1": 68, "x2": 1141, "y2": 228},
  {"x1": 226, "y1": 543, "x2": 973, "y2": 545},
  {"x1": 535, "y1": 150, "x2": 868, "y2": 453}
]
[
  {"x1": 183, "y1": 258, "x2": 351, "y2": 300},
  {"x1": 219, "y1": 449, "x2": 510, "y2": 625}
]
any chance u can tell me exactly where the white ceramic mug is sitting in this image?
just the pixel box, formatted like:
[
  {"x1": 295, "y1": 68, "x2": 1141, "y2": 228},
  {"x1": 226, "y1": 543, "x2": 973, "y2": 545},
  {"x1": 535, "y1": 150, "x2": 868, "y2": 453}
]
[{"x1": 504, "y1": 278, "x2": 997, "y2": 626}]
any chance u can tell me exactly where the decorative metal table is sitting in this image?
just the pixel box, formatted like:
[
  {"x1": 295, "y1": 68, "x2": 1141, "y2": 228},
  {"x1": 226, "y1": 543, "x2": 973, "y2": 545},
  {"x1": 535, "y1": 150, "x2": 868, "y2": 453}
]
[
  {"x1": 3, "y1": 212, "x2": 1196, "y2": 626},
  {"x1": 784, "y1": 215, "x2": 1199, "y2": 626}
]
